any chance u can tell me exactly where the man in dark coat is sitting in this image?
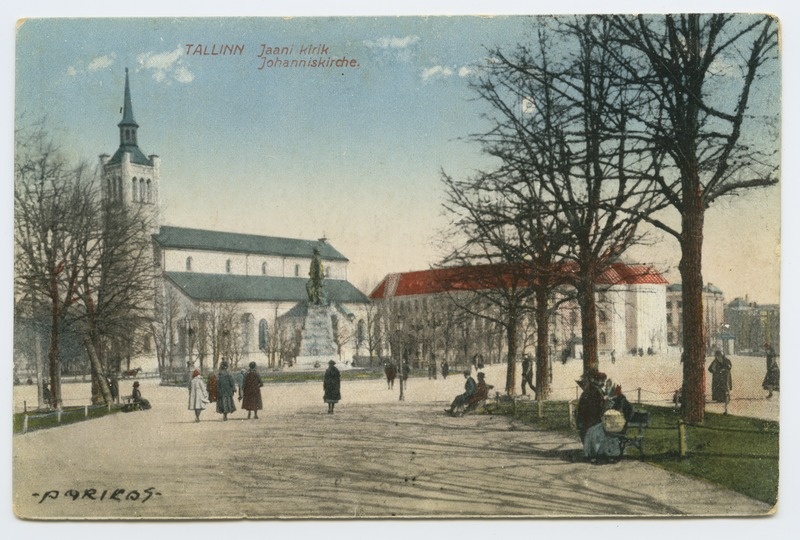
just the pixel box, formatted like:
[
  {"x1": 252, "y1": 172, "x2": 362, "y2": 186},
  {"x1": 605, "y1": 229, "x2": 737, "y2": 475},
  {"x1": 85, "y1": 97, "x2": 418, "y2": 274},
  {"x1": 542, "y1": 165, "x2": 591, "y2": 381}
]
[
  {"x1": 521, "y1": 354, "x2": 536, "y2": 396},
  {"x1": 215, "y1": 361, "x2": 237, "y2": 421},
  {"x1": 441, "y1": 360, "x2": 449, "y2": 379},
  {"x1": 323, "y1": 360, "x2": 341, "y2": 414},
  {"x1": 241, "y1": 361, "x2": 263, "y2": 419}
]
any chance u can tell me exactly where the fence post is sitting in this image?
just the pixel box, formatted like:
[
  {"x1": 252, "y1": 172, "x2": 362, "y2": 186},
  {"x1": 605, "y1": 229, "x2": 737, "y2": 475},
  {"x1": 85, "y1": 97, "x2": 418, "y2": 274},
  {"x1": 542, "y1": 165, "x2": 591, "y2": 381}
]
[
  {"x1": 637, "y1": 387, "x2": 642, "y2": 404},
  {"x1": 84, "y1": 405, "x2": 89, "y2": 417},
  {"x1": 568, "y1": 401, "x2": 575, "y2": 429},
  {"x1": 678, "y1": 420, "x2": 687, "y2": 460},
  {"x1": 57, "y1": 409, "x2": 62, "y2": 423},
  {"x1": 22, "y1": 415, "x2": 29, "y2": 434},
  {"x1": 24, "y1": 400, "x2": 27, "y2": 413}
]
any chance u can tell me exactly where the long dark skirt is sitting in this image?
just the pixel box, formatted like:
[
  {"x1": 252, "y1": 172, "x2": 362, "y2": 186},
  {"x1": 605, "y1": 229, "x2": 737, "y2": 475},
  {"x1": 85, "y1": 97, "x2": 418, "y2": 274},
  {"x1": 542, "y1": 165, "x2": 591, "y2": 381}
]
[{"x1": 216, "y1": 395, "x2": 236, "y2": 414}]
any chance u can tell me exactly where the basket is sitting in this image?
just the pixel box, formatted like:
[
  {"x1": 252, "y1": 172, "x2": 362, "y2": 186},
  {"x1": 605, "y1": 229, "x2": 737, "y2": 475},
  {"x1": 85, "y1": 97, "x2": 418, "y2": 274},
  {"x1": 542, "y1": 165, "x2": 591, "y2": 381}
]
[{"x1": 602, "y1": 409, "x2": 626, "y2": 433}]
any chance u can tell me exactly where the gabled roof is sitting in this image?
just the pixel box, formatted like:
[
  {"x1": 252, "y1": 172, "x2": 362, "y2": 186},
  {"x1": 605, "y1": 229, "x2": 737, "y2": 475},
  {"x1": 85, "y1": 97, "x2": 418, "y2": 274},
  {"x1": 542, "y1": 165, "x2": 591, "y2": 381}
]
[
  {"x1": 107, "y1": 146, "x2": 152, "y2": 166},
  {"x1": 596, "y1": 263, "x2": 669, "y2": 286},
  {"x1": 154, "y1": 226, "x2": 348, "y2": 261},
  {"x1": 165, "y1": 272, "x2": 369, "y2": 304},
  {"x1": 370, "y1": 262, "x2": 668, "y2": 299}
]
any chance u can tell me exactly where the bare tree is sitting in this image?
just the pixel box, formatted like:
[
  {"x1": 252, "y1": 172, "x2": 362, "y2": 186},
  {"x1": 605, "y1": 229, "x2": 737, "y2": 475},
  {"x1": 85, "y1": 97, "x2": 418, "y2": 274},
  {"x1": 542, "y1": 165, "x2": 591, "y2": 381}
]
[
  {"x1": 605, "y1": 14, "x2": 779, "y2": 422},
  {"x1": 14, "y1": 124, "x2": 95, "y2": 408}
]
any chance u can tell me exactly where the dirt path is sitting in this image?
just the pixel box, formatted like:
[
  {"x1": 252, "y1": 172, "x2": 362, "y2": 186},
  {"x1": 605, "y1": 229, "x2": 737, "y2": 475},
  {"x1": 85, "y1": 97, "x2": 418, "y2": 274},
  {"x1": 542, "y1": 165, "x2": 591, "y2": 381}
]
[{"x1": 13, "y1": 375, "x2": 771, "y2": 519}]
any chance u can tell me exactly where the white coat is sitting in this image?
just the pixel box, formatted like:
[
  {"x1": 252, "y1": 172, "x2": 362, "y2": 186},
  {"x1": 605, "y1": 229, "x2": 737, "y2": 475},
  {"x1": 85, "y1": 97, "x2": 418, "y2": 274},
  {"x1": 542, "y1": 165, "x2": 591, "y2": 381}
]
[{"x1": 188, "y1": 376, "x2": 210, "y2": 410}]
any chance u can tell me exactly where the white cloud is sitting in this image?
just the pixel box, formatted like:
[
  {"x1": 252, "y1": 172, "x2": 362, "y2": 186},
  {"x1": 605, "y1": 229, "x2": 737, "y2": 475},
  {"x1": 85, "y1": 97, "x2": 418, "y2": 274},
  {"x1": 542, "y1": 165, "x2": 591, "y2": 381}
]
[
  {"x1": 421, "y1": 65, "x2": 454, "y2": 82},
  {"x1": 458, "y1": 66, "x2": 474, "y2": 78},
  {"x1": 364, "y1": 35, "x2": 420, "y2": 49},
  {"x1": 136, "y1": 46, "x2": 194, "y2": 84},
  {"x1": 87, "y1": 54, "x2": 116, "y2": 72}
]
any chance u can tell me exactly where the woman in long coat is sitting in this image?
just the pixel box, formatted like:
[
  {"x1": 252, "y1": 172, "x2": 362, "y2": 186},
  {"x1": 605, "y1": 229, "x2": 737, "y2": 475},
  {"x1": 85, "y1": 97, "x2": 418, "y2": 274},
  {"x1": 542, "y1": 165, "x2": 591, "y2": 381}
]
[
  {"x1": 188, "y1": 369, "x2": 210, "y2": 422},
  {"x1": 708, "y1": 350, "x2": 733, "y2": 403},
  {"x1": 323, "y1": 360, "x2": 341, "y2": 414},
  {"x1": 241, "y1": 362, "x2": 263, "y2": 419},
  {"x1": 762, "y1": 343, "x2": 780, "y2": 398},
  {"x1": 215, "y1": 361, "x2": 237, "y2": 421},
  {"x1": 206, "y1": 372, "x2": 218, "y2": 403}
]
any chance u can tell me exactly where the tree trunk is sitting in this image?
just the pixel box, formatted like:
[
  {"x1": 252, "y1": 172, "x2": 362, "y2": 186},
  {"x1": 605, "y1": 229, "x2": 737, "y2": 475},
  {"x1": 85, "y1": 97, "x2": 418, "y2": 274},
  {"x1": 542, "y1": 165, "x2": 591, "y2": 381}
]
[
  {"x1": 83, "y1": 336, "x2": 112, "y2": 404},
  {"x1": 534, "y1": 287, "x2": 551, "y2": 398},
  {"x1": 505, "y1": 310, "x2": 518, "y2": 395},
  {"x1": 48, "y1": 291, "x2": 62, "y2": 409},
  {"x1": 577, "y1": 280, "x2": 599, "y2": 373},
  {"x1": 680, "y1": 192, "x2": 707, "y2": 423}
]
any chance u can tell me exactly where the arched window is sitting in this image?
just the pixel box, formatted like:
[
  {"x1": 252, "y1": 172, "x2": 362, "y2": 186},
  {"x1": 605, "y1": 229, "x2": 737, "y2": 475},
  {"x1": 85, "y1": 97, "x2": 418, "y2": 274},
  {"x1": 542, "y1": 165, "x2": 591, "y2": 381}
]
[
  {"x1": 146, "y1": 179, "x2": 152, "y2": 203},
  {"x1": 294, "y1": 264, "x2": 300, "y2": 277},
  {"x1": 259, "y1": 319, "x2": 268, "y2": 351},
  {"x1": 132, "y1": 178, "x2": 138, "y2": 202},
  {"x1": 261, "y1": 262, "x2": 268, "y2": 275},
  {"x1": 117, "y1": 177, "x2": 123, "y2": 201},
  {"x1": 325, "y1": 266, "x2": 331, "y2": 277},
  {"x1": 599, "y1": 332, "x2": 607, "y2": 345},
  {"x1": 186, "y1": 257, "x2": 193, "y2": 271},
  {"x1": 226, "y1": 259, "x2": 232, "y2": 273},
  {"x1": 598, "y1": 310, "x2": 607, "y2": 322},
  {"x1": 356, "y1": 319, "x2": 366, "y2": 347},
  {"x1": 139, "y1": 178, "x2": 145, "y2": 202}
]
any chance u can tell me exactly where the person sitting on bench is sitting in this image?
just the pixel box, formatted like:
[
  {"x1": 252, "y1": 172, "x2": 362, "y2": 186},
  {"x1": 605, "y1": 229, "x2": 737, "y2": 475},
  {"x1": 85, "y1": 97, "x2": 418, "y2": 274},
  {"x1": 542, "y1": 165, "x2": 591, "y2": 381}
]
[
  {"x1": 465, "y1": 372, "x2": 494, "y2": 411},
  {"x1": 131, "y1": 381, "x2": 151, "y2": 410},
  {"x1": 444, "y1": 370, "x2": 476, "y2": 415}
]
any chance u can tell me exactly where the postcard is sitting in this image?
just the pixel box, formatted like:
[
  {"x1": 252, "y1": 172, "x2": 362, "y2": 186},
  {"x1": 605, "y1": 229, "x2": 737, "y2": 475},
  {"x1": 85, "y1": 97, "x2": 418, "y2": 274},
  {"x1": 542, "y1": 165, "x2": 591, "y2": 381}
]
[{"x1": 11, "y1": 14, "x2": 782, "y2": 520}]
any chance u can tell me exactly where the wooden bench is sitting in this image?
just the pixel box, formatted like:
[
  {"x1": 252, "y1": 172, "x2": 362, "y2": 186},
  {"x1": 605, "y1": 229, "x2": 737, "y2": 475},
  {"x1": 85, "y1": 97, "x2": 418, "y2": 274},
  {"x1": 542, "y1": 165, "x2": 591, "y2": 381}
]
[
  {"x1": 612, "y1": 410, "x2": 651, "y2": 458},
  {"x1": 121, "y1": 395, "x2": 142, "y2": 412}
]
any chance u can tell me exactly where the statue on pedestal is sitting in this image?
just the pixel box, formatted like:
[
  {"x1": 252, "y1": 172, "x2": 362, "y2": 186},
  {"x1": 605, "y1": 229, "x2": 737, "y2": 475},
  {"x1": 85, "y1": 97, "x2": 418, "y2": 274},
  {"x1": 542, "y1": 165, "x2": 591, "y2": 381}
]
[{"x1": 306, "y1": 247, "x2": 326, "y2": 305}]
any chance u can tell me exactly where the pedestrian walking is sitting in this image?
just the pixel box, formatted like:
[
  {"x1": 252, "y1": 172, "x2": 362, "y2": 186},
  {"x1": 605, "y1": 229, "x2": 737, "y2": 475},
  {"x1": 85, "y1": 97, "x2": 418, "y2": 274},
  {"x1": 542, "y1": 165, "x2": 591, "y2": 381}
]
[
  {"x1": 762, "y1": 343, "x2": 780, "y2": 399},
  {"x1": 240, "y1": 362, "x2": 263, "y2": 419},
  {"x1": 384, "y1": 362, "x2": 396, "y2": 389},
  {"x1": 206, "y1": 371, "x2": 218, "y2": 403},
  {"x1": 441, "y1": 360, "x2": 449, "y2": 379},
  {"x1": 708, "y1": 349, "x2": 732, "y2": 403},
  {"x1": 521, "y1": 354, "x2": 536, "y2": 396},
  {"x1": 215, "y1": 361, "x2": 237, "y2": 421},
  {"x1": 323, "y1": 360, "x2": 341, "y2": 414},
  {"x1": 234, "y1": 368, "x2": 246, "y2": 399},
  {"x1": 401, "y1": 358, "x2": 410, "y2": 386},
  {"x1": 188, "y1": 369, "x2": 210, "y2": 422}
]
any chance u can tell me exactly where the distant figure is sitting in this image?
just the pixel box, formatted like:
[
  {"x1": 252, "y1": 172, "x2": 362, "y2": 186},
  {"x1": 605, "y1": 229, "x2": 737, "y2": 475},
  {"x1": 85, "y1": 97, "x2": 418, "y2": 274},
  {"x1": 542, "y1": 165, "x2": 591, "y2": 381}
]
[
  {"x1": 708, "y1": 350, "x2": 732, "y2": 403},
  {"x1": 441, "y1": 360, "x2": 449, "y2": 379},
  {"x1": 521, "y1": 354, "x2": 536, "y2": 396},
  {"x1": 188, "y1": 369, "x2": 210, "y2": 422},
  {"x1": 109, "y1": 376, "x2": 120, "y2": 404},
  {"x1": 42, "y1": 381, "x2": 52, "y2": 407},
  {"x1": 323, "y1": 360, "x2": 341, "y2": 414},
  {"x1": 234, "y1": 368, "x2": 246, "y2": 399},
  {"x1": 215, "y1": 361, "x2": 237, "y2": 421},
  {"x1": 241, "y1": 362, "x2": 264, "y2": 419},
  {"x1": 384, "y1": 362, "x2": 396, "y2": 389},
  {"x1": 207, "y1": 371, "x2": 218, "y2": 403},
  {"x1": 444, "y1": 370, "x2": 476, "y2": 416},
  {"x1": 428, "y1": 357, "x2": 437, "y2": 380},
  {"x1": 610, "y1": 350, "x2": 616, "y2": 364},
  {"x1": 762, "y1": 343, "x2": 780, "y2": 399},
  {"x1": 401, "y1": 359, "x2": 410, "y2": 386},
  {"x1": 131, "y1": 381, "x2": 151, "y2": 410}
]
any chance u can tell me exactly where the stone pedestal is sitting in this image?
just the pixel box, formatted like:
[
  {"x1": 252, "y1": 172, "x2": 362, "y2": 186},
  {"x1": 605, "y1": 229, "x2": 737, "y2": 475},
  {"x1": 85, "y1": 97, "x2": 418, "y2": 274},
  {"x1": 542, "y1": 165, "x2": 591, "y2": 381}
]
[{"x1": 293, "y1": 304, "x2": 338, "y2": 370}]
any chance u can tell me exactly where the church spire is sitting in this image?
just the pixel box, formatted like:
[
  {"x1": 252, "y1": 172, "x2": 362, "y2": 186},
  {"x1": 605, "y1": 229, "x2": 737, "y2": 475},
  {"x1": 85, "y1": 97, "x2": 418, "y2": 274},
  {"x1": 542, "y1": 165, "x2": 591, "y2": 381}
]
[{"x1": 118, "y1": 68, "x2": 139, "y2": 147}]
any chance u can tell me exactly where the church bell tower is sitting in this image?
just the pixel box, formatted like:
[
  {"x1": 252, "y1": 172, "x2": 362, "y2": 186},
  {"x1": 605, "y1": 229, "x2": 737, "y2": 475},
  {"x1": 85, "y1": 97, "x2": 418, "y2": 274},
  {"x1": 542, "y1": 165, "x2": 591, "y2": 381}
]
[{"x1": 99, "y1": 68, "x2": 161, "y2": 233}]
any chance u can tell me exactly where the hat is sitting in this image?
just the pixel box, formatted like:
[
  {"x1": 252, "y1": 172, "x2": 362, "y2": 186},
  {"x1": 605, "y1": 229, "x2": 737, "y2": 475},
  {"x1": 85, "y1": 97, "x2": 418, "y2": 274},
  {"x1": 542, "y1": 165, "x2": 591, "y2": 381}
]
[
  {"x1": 249, "y1": 361, "x2": 257, "y2": 369},
  {"x1": 328, "y1": 360, "x2": 336, "y2": 365},
  {"x1": 463, "y1": 370, "x2": 471, "y2": 376},
  {"x1": 477, "y1": 372, "x2": 486, "y2": 379},
  {"x1": 133, "y1": 381, "x2": 140, "y2": 387}
]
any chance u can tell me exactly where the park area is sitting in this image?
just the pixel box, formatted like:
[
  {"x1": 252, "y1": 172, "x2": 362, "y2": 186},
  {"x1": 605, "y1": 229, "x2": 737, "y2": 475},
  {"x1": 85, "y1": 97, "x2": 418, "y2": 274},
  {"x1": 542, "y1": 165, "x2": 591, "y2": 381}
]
[{"x1": 12, "y1": 352, "x2": 779, "y2": 519}]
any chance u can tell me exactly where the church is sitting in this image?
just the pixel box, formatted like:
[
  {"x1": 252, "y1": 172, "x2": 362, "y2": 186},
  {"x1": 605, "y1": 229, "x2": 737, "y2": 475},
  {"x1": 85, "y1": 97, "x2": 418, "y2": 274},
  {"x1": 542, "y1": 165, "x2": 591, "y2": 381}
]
[{"x1": 102, "y1": 69, "x2": 370, "y2": 376}]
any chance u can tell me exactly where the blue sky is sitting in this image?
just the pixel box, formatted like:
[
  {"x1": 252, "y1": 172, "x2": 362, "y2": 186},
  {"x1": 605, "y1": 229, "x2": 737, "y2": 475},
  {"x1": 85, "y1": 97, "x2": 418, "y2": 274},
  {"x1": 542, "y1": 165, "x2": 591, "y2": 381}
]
[{"x1": 13, "y1": 12, "x2": 783, "y2": 304}]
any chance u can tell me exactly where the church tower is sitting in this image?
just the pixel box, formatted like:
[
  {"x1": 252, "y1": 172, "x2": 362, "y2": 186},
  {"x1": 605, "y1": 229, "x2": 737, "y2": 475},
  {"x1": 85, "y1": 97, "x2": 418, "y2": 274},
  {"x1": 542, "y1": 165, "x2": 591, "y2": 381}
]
[{"x1": 99, "y1": 68, "x2": 161, "y2": 233}]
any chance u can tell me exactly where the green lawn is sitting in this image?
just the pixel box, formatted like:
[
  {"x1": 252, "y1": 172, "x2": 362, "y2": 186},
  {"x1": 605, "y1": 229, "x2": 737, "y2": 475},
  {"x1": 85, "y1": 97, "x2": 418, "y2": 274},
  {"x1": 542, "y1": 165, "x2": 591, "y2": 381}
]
[
  {"x1": 488, "y1": 399, "x2": 779, "y2": 505},
  {"x1": 13, "y1": 404, "x2": 125, "y2": 434}
]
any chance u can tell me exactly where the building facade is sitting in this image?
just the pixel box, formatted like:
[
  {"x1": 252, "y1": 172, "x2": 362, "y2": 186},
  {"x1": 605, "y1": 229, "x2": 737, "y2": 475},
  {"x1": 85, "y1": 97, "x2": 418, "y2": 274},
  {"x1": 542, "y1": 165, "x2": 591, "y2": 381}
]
[
  {"x1": 665, "y1": 283, "x2": 727, "y2": 353},
  {"x1": 101, "y1": 70, "x2": 370, "y2": 377}
]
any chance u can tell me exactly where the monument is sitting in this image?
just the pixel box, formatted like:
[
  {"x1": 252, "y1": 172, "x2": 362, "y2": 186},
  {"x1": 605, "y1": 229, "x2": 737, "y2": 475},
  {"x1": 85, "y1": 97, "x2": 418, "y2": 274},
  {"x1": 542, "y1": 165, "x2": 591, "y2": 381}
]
[{"x1": 293, "y1": 249, "x2": 339, "y2": 370}]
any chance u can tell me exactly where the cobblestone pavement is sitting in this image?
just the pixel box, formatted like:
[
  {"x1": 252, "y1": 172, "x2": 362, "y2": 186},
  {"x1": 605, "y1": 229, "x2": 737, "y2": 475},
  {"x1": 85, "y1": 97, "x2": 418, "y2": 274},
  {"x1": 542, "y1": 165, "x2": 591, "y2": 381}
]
[{"x1": 13, "y1": 368, "x2": 773, "y2": 520}]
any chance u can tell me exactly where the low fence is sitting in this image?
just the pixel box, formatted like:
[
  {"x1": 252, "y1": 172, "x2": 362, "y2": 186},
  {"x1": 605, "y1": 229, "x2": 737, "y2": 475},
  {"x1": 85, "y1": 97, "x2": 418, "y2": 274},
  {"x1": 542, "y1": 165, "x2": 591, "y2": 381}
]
[{"x1": 14, "y1": 403, "x2": 123, "y2": 435}]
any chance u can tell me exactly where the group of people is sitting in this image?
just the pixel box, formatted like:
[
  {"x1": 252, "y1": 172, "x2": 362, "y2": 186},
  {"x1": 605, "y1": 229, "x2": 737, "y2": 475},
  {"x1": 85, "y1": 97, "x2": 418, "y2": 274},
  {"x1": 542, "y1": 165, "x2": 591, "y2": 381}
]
[
  {"x1": 707, "y1": 343, "x2": 780, "y2": 403},
  {"x1": 186, "y1": 358, "x2": 344, "y2": 421},
  {"x1": 444, "y1": 369, "x2": 494, "y2": 416},
  {"x1": 188, "y1": 360, "x2": 263, "y2": 422},
  {"x1": 576, "y1": 369, "x2": 634, "y2": 463}
]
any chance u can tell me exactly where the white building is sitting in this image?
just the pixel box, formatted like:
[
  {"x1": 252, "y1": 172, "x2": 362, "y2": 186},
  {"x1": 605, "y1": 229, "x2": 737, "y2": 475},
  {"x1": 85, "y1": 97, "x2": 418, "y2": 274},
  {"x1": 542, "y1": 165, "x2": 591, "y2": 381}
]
[{"x1": 101, "y1": 70, "x2": 370, "y2": 376}]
